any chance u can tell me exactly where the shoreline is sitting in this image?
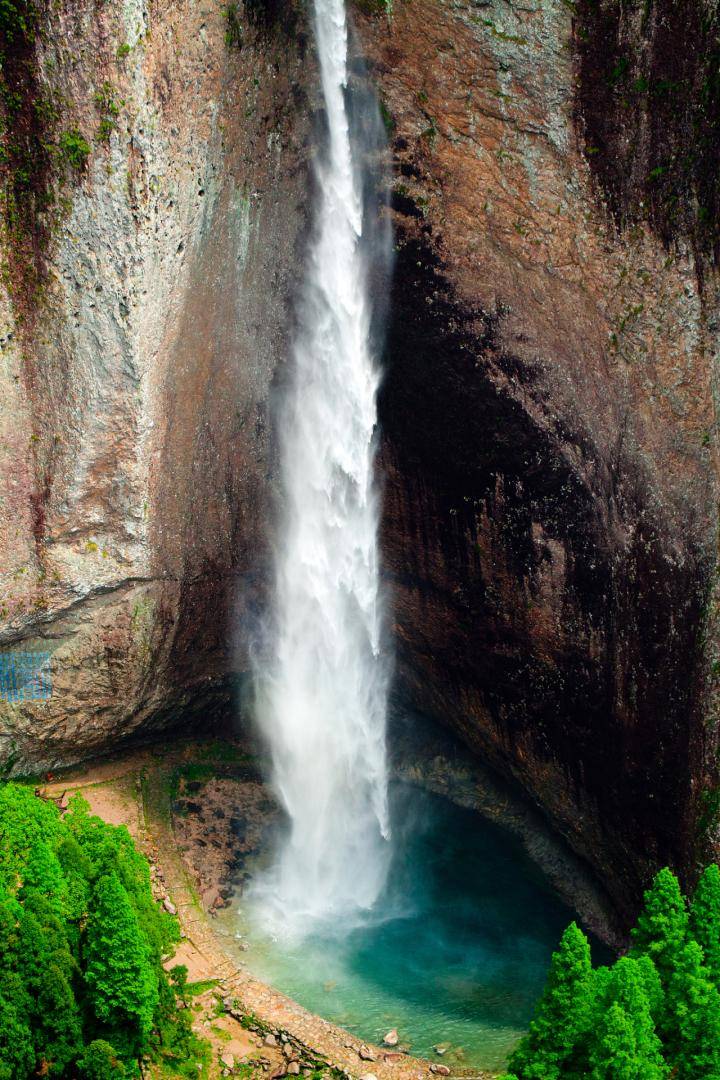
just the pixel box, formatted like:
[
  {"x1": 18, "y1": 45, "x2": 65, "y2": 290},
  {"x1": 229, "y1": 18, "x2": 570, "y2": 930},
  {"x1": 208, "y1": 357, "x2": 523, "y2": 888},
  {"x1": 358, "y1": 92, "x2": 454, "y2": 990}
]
[{"x1": 41, "y1": 740, "x2": 497, "y2": 1080}]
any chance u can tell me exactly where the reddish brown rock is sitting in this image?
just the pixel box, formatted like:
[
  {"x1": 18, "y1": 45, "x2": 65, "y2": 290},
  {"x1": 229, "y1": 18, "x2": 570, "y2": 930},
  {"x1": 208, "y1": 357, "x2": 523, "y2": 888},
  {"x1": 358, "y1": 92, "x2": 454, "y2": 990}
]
[{"x1": 354, "y1": 0, "x2": 720, "y2": 919}]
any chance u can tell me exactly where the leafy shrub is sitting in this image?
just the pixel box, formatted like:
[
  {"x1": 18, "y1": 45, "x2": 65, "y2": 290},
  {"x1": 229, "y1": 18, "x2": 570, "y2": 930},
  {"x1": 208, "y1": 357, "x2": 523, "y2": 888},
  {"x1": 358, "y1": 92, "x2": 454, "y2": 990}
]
[
  {"x1": 224, "y1": 3, "x2": 243, "y2": 48},
  {"x1": 0, "y1": 0, "x2": 39, "y2": 43},
  {"x1": 77, "y1": 1040, "x2": 126, "y2": 1078},
  {"x1": 93, "y1": 82, "x2": 122, "y2": 142},
  {"x1": 84, "y1": 871, "x2": 159, "y2": 1047}
]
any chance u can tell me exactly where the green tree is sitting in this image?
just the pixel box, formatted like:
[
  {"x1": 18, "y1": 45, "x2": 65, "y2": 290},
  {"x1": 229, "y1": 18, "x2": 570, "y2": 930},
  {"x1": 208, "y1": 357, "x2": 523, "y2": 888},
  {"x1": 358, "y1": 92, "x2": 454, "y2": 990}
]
[
  {"x1": 507, "y1": 922, "x2": 593, "y2": 1079},
  {"x1": 630, "y1": 867, "x2": 688, "y2": 985},
  {"x1": 0, "y1": 784, "x2": 62, "y2": 889},
  {"x1": 77, "y1": 1040, "x2": 126, "y2": 1078},
  {"x1": 0, "y1": 887, "x2": 34, "y2": 1077},
  {"x1": 665, "y1": 940, "x2": 720, "y2": 1078},
  {"x1": 0, "y1": 782, "x2": 203, "y2": 1077},
  {"x1": 588, "y1": 1002, "x2": 664, "y2": 1079},
  {"x1": 56, "y1": 833, "x2": 91, "y2": 939},
  {"x1": 19, "y1": 839, "x2": 67, "y2": 916},
  {"x1": 13, "y1": 899, "x2": 82, "y2": 1076},
  {"x1": 33, "y1": 960, "x2": 83, "y2": 1076},
  {"x1": 0, "y1": 887, "x2": 22, "y2": 972},
  {"x1": 634, "y1": 954, "x2": 664, "y2": 1020},
  {"x1": 67, "y1": 796, "x2": 177, "y2": 962},
  {"x1": 0, "y1": 991, "x2": 34, "y2": 1080},
  {"x1": 587, "y1": 958, "x2": 666, "y2": 1079},
  {"x1": 83, "y1": 870, "x2": 158, "y2": 1049},
  {"x1": 690, "y1": 863, "x2": 720, "y2": 986},
  {"x1": 17, "y1": 893, "x2": 76, "y2": 977}
]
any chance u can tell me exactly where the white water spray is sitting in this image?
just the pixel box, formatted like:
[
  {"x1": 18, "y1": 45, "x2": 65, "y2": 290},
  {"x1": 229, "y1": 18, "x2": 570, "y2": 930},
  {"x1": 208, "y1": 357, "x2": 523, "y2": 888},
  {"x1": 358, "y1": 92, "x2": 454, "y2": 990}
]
[{"x1": 253, "y1": 0, "x2": 392, "y2": 929}]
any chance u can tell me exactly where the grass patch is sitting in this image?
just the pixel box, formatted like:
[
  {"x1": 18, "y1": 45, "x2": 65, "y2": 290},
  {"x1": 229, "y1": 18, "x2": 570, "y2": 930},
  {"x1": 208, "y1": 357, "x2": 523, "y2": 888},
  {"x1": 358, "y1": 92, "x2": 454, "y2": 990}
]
[
  {"x1": 186, "y1": 979, "x2": 220, "y2": 997},
  {"x1": 169, "y1": 764, "x2": 216, "y2": 804},
  {"x1": 197, "y1": 739, "x2": 250, "y2": 764},
  {"x1": 238, "y1": 1009, "x2": 273, "y2": 1035}
]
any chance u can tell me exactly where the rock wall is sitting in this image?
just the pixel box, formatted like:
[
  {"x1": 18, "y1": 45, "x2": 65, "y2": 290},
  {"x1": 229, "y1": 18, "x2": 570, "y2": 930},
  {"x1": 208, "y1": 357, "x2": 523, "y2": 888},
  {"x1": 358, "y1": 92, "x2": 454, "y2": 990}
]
[
  {"x1": 2, "y1": 0, "x2": 719, "y2": 926},
  {"x1": 0, "y1": 0, "x2": 310, "y2": 767},
  {"x1": 357, "y1": 0, "x2": 720, "y2": 920}
]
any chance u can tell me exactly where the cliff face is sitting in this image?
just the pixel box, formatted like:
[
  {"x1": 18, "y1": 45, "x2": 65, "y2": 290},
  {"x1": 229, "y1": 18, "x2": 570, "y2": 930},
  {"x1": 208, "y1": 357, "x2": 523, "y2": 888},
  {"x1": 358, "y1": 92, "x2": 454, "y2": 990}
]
[
  {"x1": 1, "y1": 0, "x2": 719, "y2": 924},
  {"x1": 359, "y1": 0, "x2": 720, "y2": 919},
  {"x1": 0, "y1": 0, "x2": 309, "y2": 765}
]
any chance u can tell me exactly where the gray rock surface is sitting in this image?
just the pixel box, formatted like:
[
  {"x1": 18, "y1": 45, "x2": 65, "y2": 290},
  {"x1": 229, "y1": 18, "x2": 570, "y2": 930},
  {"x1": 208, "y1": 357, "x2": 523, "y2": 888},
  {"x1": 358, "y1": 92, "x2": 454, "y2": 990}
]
[{"x1": 0, "y1": 0, "x2": 310, "y2": 770}]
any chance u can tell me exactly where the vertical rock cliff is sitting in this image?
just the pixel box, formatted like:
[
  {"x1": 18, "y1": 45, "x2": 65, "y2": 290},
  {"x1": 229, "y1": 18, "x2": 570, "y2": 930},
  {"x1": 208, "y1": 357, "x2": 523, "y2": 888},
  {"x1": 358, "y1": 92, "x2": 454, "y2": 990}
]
[
  {"x1": 357, "y1": 0, "x2": 720, "y2": 920},
  {"x1": 2, "y1": 0, "x2": 719, "y2": 925},
  {"x1": 0, "y1": 0, "x2": 309, "y2": 762}
]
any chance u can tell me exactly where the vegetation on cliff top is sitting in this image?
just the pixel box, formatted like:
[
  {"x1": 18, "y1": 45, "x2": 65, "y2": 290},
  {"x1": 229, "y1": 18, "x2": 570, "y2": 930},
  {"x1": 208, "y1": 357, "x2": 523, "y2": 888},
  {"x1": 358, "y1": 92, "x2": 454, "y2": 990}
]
[
  {"x1": 503, "y1": 864, "x2": 720, "y2": 1079},
  {"x1": 0, "y1": 782, "x2": 209, "y2": 1078}
]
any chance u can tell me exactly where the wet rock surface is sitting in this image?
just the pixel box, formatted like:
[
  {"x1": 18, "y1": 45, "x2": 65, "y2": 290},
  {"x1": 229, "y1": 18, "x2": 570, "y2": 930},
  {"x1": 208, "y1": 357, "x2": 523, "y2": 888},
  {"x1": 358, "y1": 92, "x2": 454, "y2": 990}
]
[
  {"x1": 355, "y1": 0, "x2": 720, "y2": 921},
  {"x1": 0, "y1": 0, "x2": 311, "y2": 769},
  {"x1": 172, "y1": 769, "x2": 281, "y2": 915}
]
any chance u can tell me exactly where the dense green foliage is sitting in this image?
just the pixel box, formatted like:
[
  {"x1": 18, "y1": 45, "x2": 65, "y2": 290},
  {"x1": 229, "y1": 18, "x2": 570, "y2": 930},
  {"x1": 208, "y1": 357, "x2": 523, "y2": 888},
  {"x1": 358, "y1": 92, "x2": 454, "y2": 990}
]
[
  {"x1": 502, "y1": 865, "x2": 720, "y2": 1079},
  {"x1": 506, "y1": 923, "x2": 593, "y2": 1079},
  {"x1": 0, "y1": 783, "x2": 206, "y2": 1078}
]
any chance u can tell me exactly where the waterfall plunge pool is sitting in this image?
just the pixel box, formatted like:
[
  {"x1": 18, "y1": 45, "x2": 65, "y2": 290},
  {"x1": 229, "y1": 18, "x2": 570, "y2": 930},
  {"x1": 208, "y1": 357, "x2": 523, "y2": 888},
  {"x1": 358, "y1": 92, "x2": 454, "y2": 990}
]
[{"x1": 214, "y1": 783, "x2": 608, "y2": 1072}]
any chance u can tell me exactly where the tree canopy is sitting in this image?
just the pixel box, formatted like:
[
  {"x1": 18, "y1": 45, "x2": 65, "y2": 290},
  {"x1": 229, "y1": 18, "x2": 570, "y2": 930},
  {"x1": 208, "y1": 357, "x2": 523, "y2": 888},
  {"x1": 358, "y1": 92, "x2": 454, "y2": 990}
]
[
  {"x1": 0, "y1": 782, "x2": 205, "y2": 1078},
  {"x1": 503, "y1": 864, "x2": 720, "y2": 1080}
]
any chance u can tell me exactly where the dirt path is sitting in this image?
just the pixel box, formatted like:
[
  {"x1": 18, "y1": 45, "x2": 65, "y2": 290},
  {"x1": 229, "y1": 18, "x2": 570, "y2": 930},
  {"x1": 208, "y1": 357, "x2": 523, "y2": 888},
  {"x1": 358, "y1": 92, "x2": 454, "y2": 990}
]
[{"x1": 43, "y1": 741, "x2": 495, "y2": 1080}]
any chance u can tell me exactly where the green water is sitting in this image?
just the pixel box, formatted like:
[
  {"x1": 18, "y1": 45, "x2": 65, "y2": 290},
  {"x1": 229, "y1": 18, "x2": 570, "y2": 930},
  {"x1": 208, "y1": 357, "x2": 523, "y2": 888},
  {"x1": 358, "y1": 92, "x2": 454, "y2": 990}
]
[{"x1": 218, "y1": 784, "x2": 603, "y2": 1072}]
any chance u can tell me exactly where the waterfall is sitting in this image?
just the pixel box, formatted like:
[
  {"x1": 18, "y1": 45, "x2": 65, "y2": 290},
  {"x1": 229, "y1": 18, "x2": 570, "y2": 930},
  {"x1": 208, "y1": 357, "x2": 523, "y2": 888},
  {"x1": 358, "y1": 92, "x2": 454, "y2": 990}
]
[{"x1": 253, "y1": 0, "x2": 392, "y2": 930}]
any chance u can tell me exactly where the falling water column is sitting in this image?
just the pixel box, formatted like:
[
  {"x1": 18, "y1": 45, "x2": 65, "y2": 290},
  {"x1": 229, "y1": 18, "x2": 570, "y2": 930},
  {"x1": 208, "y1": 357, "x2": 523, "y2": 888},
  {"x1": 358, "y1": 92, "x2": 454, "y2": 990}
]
[{"x1": 255, "y1": 0, "x2": 392, "y2": 928}]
